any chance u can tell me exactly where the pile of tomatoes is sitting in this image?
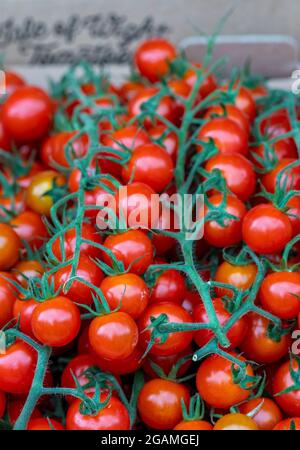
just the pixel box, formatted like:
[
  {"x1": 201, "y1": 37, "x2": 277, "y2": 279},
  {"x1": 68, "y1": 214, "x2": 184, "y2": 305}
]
[{"x1": 0, "y1": 36, "x2": 300, "y2": 431}]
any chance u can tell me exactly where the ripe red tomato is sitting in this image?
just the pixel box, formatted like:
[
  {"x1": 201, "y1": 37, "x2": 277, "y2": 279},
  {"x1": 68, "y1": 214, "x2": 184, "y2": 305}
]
[
  {"x1": 148, "y1": 125, "x2": 178, "y2": 163},
  {"x1": 205, "y1": 153, "x2": 256, "y2": 201},
  {"x1": 102, "y1": 230, "x2": 153, "y2": 275},
  {"x1": 251, "y1": 142, "x2": 297, "y2": 169},
  {"x1": 27, "y1": 418, "x2": 65, "y2": 430},
  {"x1": 242, "y1": 204, "x2": 292, "y2": 254},
  {"x1": 26, "y1": 170, "x2": 65, "y2": 216},
  {"x1": 214, "y1": 261, "x2": 257, "y2": 298},
  {"x1": 94, "y1": 344, "x2": 144, "y2": 375},
  {"x1": 31, "y1": 296, "x2": 81, "y2": 347},
  {"x1": 122, "y1": 143, "x2": 174, "y2": 193},
  {"x1": 137, "y1": 379, "x2": 190, "y2": 429},
  {"x1": 233, "y1": 85, "x2": 256, "y2": 122},
  {"x1": 134, "y1": 38, "x2": 176, "y2": 82},
  {"x1": 0, "y1": 223, "x2": 21, "y2": 270},
  {"x1": 118, "y1": 80, "x2": 145, "y2": 103},
  {"x1": 273, "y1": 418, "x2": 300, "y2": 430},
  {"x1": 174, "y1": 420, "x2": 213, "y2": 430},
  {"x1": 239, "y1": 397, "x2": 283, "y2": 430},
  {"x1": 193, "y1": 297, "x2": 247, "y2": 349},
  {"x1": 100, "y1": 273, "x2": 149, "y2": 319},
  {"x1": 197, "y1": 117, "x2": 248, "y2": 155},
  {"x1": 2, "y1": 86, "x2": 53, "y2": 142},
  {"x1": 128, "y1": 87, "x2": 176, "y2": 128},
  {"x1": 240, "y1": 312, "x2": 290, "y2": 363},
  {"x1": 138, "y1": 302, "x2": 193, "y2": 356},
  {"x1": 204, "y1": 194, "x2": 246, "y2": 247},
  {"x1": 53, "y1": 255, "x2": 104, "y2": 307},
  {"x1": 0, "y1": 272, "x2": 17, "y2": 328},
  {"x1": 150, "y1": 269, "x2": 186, "y2": 304},
  {"x1": 259, "y1": 271, "x2": 300, "y2": 320},
  {"x1": 0, "y1": 113, "x2": 11, "y2": 151},
  {"x1": 213, "y1": 413, "x2": 258, "y2": 430},
  {"x1": 0, "y1": 341, "x2": 37, "y2": 394},
  {"x1": 66, "y1": 393, "x2": 130, "y2": 430},
  {"x1": 10, "y1": 211, "x2": 48, "y2": 249},
  {"x1": 204, "y1": 104, "x2": 250, "y2": 135},
  {"x1": 286, "y1": 195, "x2": 300, "y2": 236},
  {"x1": 273, "y1": 359, "x2": 300, "y2": 416},
  {"x1": 262, "y1": 158, "x2": 300, "y2": 193},
  {"x1": 41, "y1": 131, "x2": 88, "y2": 168},
  {"x1": 89, "y1": 311, "x2": 138, "y2": 360},
  {"x1": 13, "y1": 298, "x2": 39, "y2": 337},
  {"x1": 183, "y1": 63, "x2": 217, "y2": 99},
  {"x1": 51, "y1": 223, "x2": 102, "y2": 261},
  {"x1": 61, "y1": 354, "x2": 96, "y2": 403},
  {"x1": 196, "y1": 353, "x2": 254, "y2": 409}
]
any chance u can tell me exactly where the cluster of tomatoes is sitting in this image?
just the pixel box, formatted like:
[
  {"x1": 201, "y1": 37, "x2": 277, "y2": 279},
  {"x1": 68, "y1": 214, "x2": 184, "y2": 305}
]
[{"x1": 0, "y1": 36, "x2": 300, "y2": 431}]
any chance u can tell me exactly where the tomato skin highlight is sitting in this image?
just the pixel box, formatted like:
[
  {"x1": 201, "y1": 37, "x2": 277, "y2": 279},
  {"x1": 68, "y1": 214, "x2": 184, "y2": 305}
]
[
  {"x1": 134, "y1": 38, "x2": 176, "y2": 82},
  {"x1": 31, "y1": 296, "x2": 81, "y2": 347},
  {"x1": 214, "y1": 261, "x2": 257, "y2": 298},
  {"x1": 137, "y1": 378, "x2": 190, "y2": 430},
  {"x1": 242, "y1": 204, "x2": 292, "y2": 254},
  {"x1": 213, "y1": 413, "x2": 258, "y2": 430},
  {"x1": 150, "y1": 269, "x2": 186, "y2": 305},
  {"x1": 89, "y1": 311, "x2": 138, "y2": 360}
]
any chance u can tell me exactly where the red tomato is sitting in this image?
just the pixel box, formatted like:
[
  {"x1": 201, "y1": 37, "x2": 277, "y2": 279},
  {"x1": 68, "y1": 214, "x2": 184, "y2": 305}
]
[
  {"x1": 51, "y1": 223, "x2": 102, "y2": 261},
  {"x1": 0, "y1": 223, "x2": 21, "y2": 270},
  {"x1": 61, "y1": 354, "x2": 96, "y2": 403},
  {"x1": 102, "y1": 230, "x2": 153, "y2": 275},
  {"x1": 134, "y1": 38, "x2": 176, "y2": 82},
  {"x1": 259, "y1": 271, "x2": 300, "y2": 320},
  {"x1": 13, "y1": 298, "x2": 39, "y2": 337},
  {"x1": 0, "y1": 391, "x2": 6, "y2": 418},
  {"x1": 262, "y1": 158, "x2": 300, "y2": 193},
  {"x1": 273, "y1": 359, "x2": 300, "y2": 416},
  {"x1": 122, "y1": 143, "x2": 174, "y2": 192},
  {"x1": 197, "y1": 118, "x2": 248, "y2": 155},
  {"x1": 214, "y1": 261, "x2": 257, "y2": 298},
  {"x1": 150, "y1": 269, "x2": 186, "y2": 304},
  {"x1": 89, "y1": 311, "x2": 138, "y2": 360},
  {"x1": 128, "y1": 87, "x2": 176, "y2": 128},
  {"x1": 239, "y1": 397, "x2": 283, "y2": 430},
  {"x1": 4, "y1": 71, "x2": 25, "y2": 96},
  {"x1": 183, "y1": 63, "x2": 217, "y2": 99},
  {"x1": 143, "y1": 345, "x2": 192, "y2": 379},
  {"x1": 66, "y1": 393, "x2": 130, "y2": 430},
  {"x1": 204, "y1": 104, "x2": 250, "y2": 135},
  {"x1": 242, "y1": 204, "x2": 292, "y2": 254},
  {"x1": 138, "y1": 302, "x2": 193, "y2": 356},
  {"x1": 174, "y1": 420, "x2": 213, "y2": 430},
  {"x1": 118, "y1": 80, "x2": 145, "y2": 103},
  {"x1": 240, "y1": 312, "x2": 290, "y2": 363},
  {"x1": 0, "y1": 113, "x2": 11, "y2": 151},
  {"x1": 137, "y1": 379, "x2": 190, "y2": 429},
  {"x1": 181, "y1": 290, "x2": 201, "y2": 315},
  {"x1": 100, "y1": 273, "x2": 149, "y2": 319},
  {"x1": 27, "y1": 418, "x2": 65, "y2": 430},
  {"x1": 148, "y1": 125, "x2": 178, "y2": 163},
  {"x1": 204, "y1": 194, "x2": 246, "y2": 248},
  {"x1": 53, "y1": 255, "x2": 104, "y2": 307},
  {"x1": 251, "y1": 142, "x2": 297, "y2": 169},
  {"x1": 196, "y1": 353, "x2": 254, "y2": 409},
  {"x1": 286, "y1": 195, "x2": 300, "y2": 236},
  {"x1": 10, "y1": 211, "x2": 48, "y2": 250},
  {"x1": 31, "y1": 296, "x2": 81, "y2": 347},
  {"x1": 273, "y1": 418, "x2": 300, "y2": 430},
  {"x1": 0, "y1": 272, "x2": 17, "y2": 328},
  {"x1": 193, "y1": 297, "x2": 247, "y2": 349},
  {"x1": 205, "y1": 153, "x2": 256, "y2": 201},
  {"x1": 2, "y1": 86, "x2": 53, "y2": 142},
  {"x1": 41, "y1": 131, "x2": 88, "y2": 168},
  {"x1": 0, "y1": 341, "x2": 37, "y2": 394},
  {"x1": 94, "y1": 345, "x2": 144, "y2": 375}
]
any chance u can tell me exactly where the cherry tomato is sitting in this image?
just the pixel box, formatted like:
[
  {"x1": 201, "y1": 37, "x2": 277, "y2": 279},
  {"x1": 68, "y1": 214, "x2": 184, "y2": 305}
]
[
  {"x1": 259, "y1": 271, "x2": 300, "y2": 320},
  {"x1": 118, "y1": 80, "x2": 145, "y2": 103},
  {"x1": 13, "y1": 298, "x2": 38, "y2": 337},
  {"x1": 204, "y1": 104, "x2": 250, "y2": 135},
  {"x1": 31, "y1": 296, "x2": 81, "y2": 347},
  {"x1": 273, "y1": 418, "x2": 300, "y2": 430},
  {"x1": 174, "y1": 420, "x2": 213, "y2": 430},
  {"x1": 213, "y1": 413, "x2": 258, "y2": 430},
  {"x1": 204, "y1": 194, "x2": 246, "y2": 248},
  {"x1": 150, "y1": 269, "x2": 186, "y2": 304},
  {"x1": 102, "y1": 230, "x2": 153, "y2": 275},
  {"x1": 205, "y1": 153, "x2": 256, "y2": 201},
  {"x1": 196, "y1": 353, "x2": 254, "y2": 409},
  {"x1": 0, "y1": 223, "x2": 21, "y2": 270},
  {"x1": 193, "y1": 297, "x2": 247, "y2": 349},
  {"x1": 0, "y1": 272, "x2": 17, "y2": 328},
  {"x1": 26, "y1": 170, "x2": 65, "y2": 216},
  {"x1": 27, "y1": 418, "x2": 65, "y2": 430},
  {"x1": 262, "y1": 158, "x2": 300, "y2": 193},
  {"x1": 197, "y1": 118, "x2": 248, "y2": 155},
  {"x1": 66, "y1": 393, "x2": 130, "y2": 430},
  {"x1": 148, "y1": 125, "x2": 178, "y2": 163},
  {"x1": 12, "y1": 260, "x2": 44, "y2": 288},
  {"x1": 100, "y1": 273, "x2": 149, "y2": 319},
  {"x1": 61, "y1": 354, "x2": 96, "y2": 403},
  {"x1": 242, "y1": 204, "x2": 292, "y2": 254},
  {"x1": 239, "y1": 397, "x2": 282, "y2": 430},
  {"x1": 0, "y1": 341, "x2": 37, "y2": 394},
  {"x1": 214, "y1": 261, "x2": 257, "y2": 298},
  {"x1": 94, "y1": 345, "x2": 144, "y2": 375},
  {"x1": 41, "y1": 131, "x2": 88, "y2": 168},
  {"x1": 2, "y1": 86, "x2": 53, "y2": 142},
  {"x1": 273, "y1": 359, "x2": 300, "y2": 416},
  {"x1": 137, "y1": 378, "x2": 190, "y2": 429},
  {"x1": 51, "y1": 223, "x2": 102, "y2": 261},
  {"x1": 122, "y1": 143, "x2": 173, "y2": 193},
  {"x1": 89, "y1": 311, "x2": 138, "y2": 360},
  {"x1": 134, "y1": 38, "x2": 176, "y2": 82},
  {"x1": 240, "y1": 312, "x2": 290, "y2": 363},
  {"x1": 53, "y1": 255, "x2": 104, "y2": 307},
  {"x1": 286, "y1": 195, "x2": 300, "y2": 236},
  {"x1": 138, "y1": 302, "x2": 193, "y2": 356},
  {"x1": 10, "y1": 211, "x2": 48, "y2": 249},
  {"x1": 183, "y1": 63, "x2": 217, "y2": 99}
]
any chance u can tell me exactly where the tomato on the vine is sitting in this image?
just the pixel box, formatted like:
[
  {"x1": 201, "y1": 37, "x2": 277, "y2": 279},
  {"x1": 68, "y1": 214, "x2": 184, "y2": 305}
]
[
  {"x1": 0, "y1": 223, "x2": 21, "y2": 270},
  {"x1": 273, "y1": 359, "x2": 300, "y2": 416},
  {"x1": 26, "y1": 170, "x2": 65, "y2": 216},
  {"x1": 239, "y1": 397, "x2": 283, "y2": 430}
]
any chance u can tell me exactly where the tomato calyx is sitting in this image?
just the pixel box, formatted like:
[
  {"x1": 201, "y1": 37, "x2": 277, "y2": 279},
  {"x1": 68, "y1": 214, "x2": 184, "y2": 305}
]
[{"x1": 181, "y1": 393, "x2": 205, "y2": 422}]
